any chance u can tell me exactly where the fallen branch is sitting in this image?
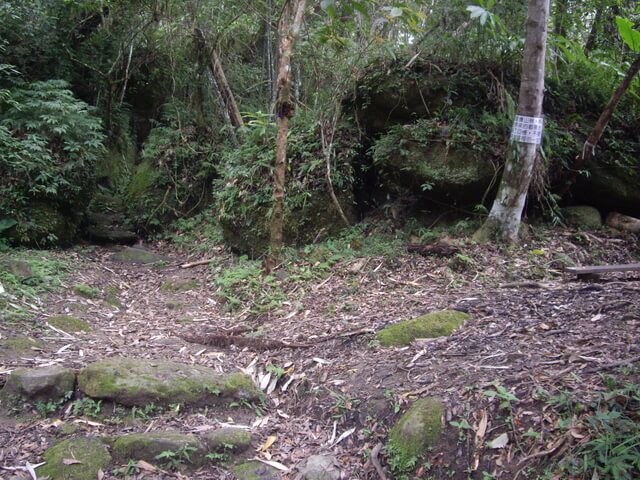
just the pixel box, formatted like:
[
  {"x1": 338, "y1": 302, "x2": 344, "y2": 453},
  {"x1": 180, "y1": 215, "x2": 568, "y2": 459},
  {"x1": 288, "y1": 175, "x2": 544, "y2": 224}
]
[
  {"x1": 585, "y1": 354, "x2": 640, "y2": 374},
  {"x1": 499, "y1": 281, "x2": 550, "y2": 289},
  {"x1": 370, "y1": 442, "x2": 388, "y2": 480},
  {"x1": 180, "y1": 258, "x2": 214, "y2": 269}
]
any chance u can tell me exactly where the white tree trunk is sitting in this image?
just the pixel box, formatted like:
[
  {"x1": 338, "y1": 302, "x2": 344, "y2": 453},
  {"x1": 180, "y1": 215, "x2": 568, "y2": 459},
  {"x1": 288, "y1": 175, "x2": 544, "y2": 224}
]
[{"x1": 474, "y1": 0, "x2": 550, "y2": 243}]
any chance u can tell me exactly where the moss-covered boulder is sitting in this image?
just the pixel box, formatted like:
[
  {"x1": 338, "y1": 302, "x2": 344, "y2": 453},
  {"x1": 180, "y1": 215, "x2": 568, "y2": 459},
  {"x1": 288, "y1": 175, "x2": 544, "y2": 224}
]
[
  {"x1": 372, "y1": 136, "x2": 495, "y2": 204},
  {"x1": 111, "y1": 246, "x2": 172, "y2": 265},
  {"x1": 0, "y1": 366, "x2": 75, "y2": 406},
  {"x1": 38, "y1": 437, "x2": 111, "y2": 480},
  {"x1": 299, "y1": 454, "x2": 340, "y2": 480},
  {"x1": 561, "y1": 206, "x2": 602, "y2": 230},
  {"x1": 202, "y1": 428, "x2": 252, "y2": 453},
  {"x1": 47, "y1": 315, "x2": 92, "y2": 333},
  {"x1": 112, "y1": 433, "x2": 205, "y2": 467},
  {"x1": 387, "y1": 397, "x2": 444, "y2": 476},
  {"x1": 13, "y1": 204, "x2": 79, "y2": 246},
  {"x1": 0, "y1": 259, "x2": 34, "y2": 282},
  {"x1": 233, "y1": 460, "x2": 281, "y2": 480},
  {"x1": 574, "y1": 161, "x2": 640, "y2": 216},
  {"x1": 77, "y1": 358, "x2": 261, "y2": 407},
  {"x1": 377, "y1": 310, "x2": 469, "y2": 347},
  {"x1": 221, "y1": 191, "x2": 356, "y2": 258}
]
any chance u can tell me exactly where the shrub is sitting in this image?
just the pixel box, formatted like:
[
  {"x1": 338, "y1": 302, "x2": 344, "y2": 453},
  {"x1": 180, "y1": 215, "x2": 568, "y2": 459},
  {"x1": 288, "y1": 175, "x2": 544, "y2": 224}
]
[{"x1": 0, "y1": 79, "x2": 104, "y2": 244}]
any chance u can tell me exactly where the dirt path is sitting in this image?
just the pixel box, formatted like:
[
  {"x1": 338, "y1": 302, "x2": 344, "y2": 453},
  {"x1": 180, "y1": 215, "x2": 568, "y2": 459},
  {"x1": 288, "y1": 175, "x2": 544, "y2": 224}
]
[{"x1": 1, "y1": 231, "x2": 639, "y2": 479}]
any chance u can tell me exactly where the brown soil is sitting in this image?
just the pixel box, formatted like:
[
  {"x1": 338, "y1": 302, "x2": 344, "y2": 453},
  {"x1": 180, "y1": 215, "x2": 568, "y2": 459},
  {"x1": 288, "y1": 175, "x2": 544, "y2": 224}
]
[{"x1": 0, "y1": 228, "x2": 639, "y2": 479}]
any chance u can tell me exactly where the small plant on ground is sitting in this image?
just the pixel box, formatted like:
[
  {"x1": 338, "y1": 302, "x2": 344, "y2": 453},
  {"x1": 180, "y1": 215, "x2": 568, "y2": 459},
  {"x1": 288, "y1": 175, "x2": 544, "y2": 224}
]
[
  {"x1": 131, "y1": 403, "x2": 159, "y2": 420},
  {"x1": 113, "y1": 459, "x2": 140, "y2": 477},
  {"x1": 72, "y1": 397, "x2": 102, "y2": 418},
  {"x1": 155, "y1": 445, "x2": 197, "y2": 471},
  {"x1": 35, "y1": 391, "x2": 73, "y2": 417},
  {"x1": 73, "y1": 283, "x2": 100, "y2": 299}
]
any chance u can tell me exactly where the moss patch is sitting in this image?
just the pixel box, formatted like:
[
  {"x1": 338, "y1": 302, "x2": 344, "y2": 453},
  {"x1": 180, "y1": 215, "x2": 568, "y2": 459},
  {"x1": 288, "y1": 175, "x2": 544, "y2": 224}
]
[
  {"x1": 232, "y1": 460, "x2": 280, "y2": 480},
  {"x1": 73, "y1": 284, "x2": 100, "y2": 299},
  {"x1": 111, "y1": 247, "x2": 171, "y2": 265},
  {"x1": 161, "y1": 279, "x2": 199, "y2": 292},
  {"x1": 48, "y1": 315, "x2": 92, "y2": 333},
  {"x1": 377, "y1": 310, "x2": 469, "y2": 347},
  {"x1": 0, "y1": 336, "x2": 44, "y2": 353},
  {"x1": 38, "y1": 437, "x2": 111, "y2": 480},
  {"x1": 387, "y1": 397, "x2": 444, "y2": 477}
]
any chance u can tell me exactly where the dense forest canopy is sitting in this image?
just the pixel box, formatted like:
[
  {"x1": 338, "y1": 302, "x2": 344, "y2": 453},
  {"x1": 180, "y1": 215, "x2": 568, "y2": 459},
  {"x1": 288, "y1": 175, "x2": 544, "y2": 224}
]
[{"x1": 0, "y1": 0, "x2": 638, "y2": 250}]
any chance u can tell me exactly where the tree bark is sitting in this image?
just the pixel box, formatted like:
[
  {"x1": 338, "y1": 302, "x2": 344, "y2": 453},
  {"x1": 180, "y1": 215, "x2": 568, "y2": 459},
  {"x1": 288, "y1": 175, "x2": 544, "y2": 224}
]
[
  {"x1": 264, "y1": 0, "x2": 307, "y2": 273},
  {"x1": 561, "y1": 54, "x2": 640, "y2": 194},
  {"x1": 474, "y1": 0, "x2": 550, "y2": 243},
  {"x1": 194, "y1": 28, "x2": 244, "y2": 129}
]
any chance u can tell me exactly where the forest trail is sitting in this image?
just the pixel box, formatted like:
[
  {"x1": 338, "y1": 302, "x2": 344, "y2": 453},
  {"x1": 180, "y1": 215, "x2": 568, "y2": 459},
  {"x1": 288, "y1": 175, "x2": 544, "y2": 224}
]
[{"x1": 1, "y1": 232, "x2": 639, "y2": 479}]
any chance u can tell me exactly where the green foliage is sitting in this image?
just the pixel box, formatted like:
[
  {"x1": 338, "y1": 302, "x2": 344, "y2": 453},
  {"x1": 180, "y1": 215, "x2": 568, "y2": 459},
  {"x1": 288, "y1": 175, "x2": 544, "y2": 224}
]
[
  {"x1": 126, "y1": 119, "x2": 218, "y2": 232},
  {"x1": 0, "y1": 250, "x2": 68, "y2": 321},
  {"x1": 72, "y1": 398, "x2": 102, "y2": 418},
  {"x1": 35, "y1": 391, "x2": 73, "y2": 418},
  {"x1": 547, "y1": 380, "x2": 640, "y2": 480},
  {"x1": 155, "y1": 445, "x2": 197, "y2": 471},
  {"x1": 73, "y1": 284, "x2": 100, "y2": 299},
  {"x1": 214, "y1": 113, "x2": 358, "y2": 254},
  {"x1": 0, "y1": 79, "x2": 104, "y2": 243}
]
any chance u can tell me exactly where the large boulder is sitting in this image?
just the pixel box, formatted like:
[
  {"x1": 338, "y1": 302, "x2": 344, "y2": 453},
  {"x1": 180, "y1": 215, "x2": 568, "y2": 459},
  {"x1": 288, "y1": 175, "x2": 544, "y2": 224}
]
[
  {"x1": 387, "y1": 397, "x2": 444, "y2": 477},
  {"x1": 77, "y1": 358, "x2": 260, "y2": 407},
  {"x1": 38, "y1": 437, "x2": 111, "y2": 480},
  {"x1": 377, "y1": 310, "x2": 469, "y2": 347},
  {"x1": 0, "y1": 366, "x2": 75, "y2": 405},
  {"x1": 221, "y1": 191, "x2": 356, "y2": 258}
]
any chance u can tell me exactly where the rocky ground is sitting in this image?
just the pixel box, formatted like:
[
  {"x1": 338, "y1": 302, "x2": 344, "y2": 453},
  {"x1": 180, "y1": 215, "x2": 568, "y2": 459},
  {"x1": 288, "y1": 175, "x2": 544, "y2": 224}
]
[{"x1": 0, "y1": 227, "x2": 639, "y2": 480}]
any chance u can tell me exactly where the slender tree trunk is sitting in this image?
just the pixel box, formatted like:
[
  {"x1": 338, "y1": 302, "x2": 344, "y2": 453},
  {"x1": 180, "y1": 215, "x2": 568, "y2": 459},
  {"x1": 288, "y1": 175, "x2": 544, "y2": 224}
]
[
  {"x1": 553, "y1": 0, "x2": 567, "y2": 38},
  {"x1": 194, "y1": 28, "x2": 244, "y2": 129},
  {"x1": 264, "y1": 0, "x2": 307, "y2": 273},
  {"x1": 561, "y1": 54, "x2": 640, "y2": 193},
  {"x1": 474, "y1": 0, "x2": 550, "y2": 243}
]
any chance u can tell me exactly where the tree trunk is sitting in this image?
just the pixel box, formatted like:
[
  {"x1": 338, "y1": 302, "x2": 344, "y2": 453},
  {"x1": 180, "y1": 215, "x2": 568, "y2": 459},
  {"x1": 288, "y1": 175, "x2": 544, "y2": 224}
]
[
  {"x1": 585, "y1": 2, "x2": 604, "y2": 54},
  {"x1": 194, "y1": 28, "x2": 244, "y2": 129},
  {"x1": 561, "y1": 54, "x2": 640, "y2": 193},
  {"x1": 474, "y1": 0, "x2": 550, "y2": 243},
  {"x1": 264, "y1": 0, "x2": 307, "y2": 273}
]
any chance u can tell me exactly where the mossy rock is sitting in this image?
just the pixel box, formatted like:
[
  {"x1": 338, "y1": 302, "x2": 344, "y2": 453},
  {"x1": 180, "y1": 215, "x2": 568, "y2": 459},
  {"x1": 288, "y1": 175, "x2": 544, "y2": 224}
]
[
  {"x1": 112, "y1": 432, "x2": 205, "y2": 467},
  {"x1": 376, "y1": 139, "x2": 495, "y2": 204},
  {"x1": 47, "y1": 315, "x2": 92, "y2": 333},
  {"x1": 387, "y1": 397, "x2": 444, "y2": 476},
  {"x1": 11, "y1": 203, "x2": 79, "y2": 247},
  {"x1": 0, "y1": 259, "x2": 35, "y2": 282},
  {"x1": 111, "y1": 247, "x2": 172, "y2": 265},
  {"x1": 161, "y1": 279, "x2": 199, "y2": 292},
  {"x1": 73, "y1": 284, "x2": 100, "y2": 299},
  {"x1": 77, "y1": 358, "x2": 261, "y2": 407},
  {"x1": 561, "y1": 206, "x2": 602, "y2": 230},
  {"x1": 232, "y1": 460, "x2": 281, "y2": 480},
  {"x1": 377, "y1": 310, "x2": 469, "y2": 347},
  {"x1": 221, "y1": 191, "x2": 356, "y2": 258},
  {"x1": 38, "y1": 437, "x2": 111, "y2": 480},
  {"x1": 0, "y1": 365, "x2": 75, "y2": 405},
  {"x1": 0, "y1": 336, "x2": 44, "y2": 353},
  {"x1": 202, "y1": 428, "x2": 252, "y2": 453}
]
